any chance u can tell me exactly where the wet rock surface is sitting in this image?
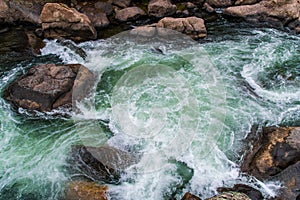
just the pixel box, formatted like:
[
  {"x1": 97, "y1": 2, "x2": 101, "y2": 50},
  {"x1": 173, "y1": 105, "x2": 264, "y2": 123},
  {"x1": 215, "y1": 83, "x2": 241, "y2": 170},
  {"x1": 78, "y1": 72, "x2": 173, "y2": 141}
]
[
  {"x1": 68, "y1": 145, "x2": 138, "y2": 184},
  {"x1": 65, "y1": 180, "x2": 108, "y2": 200},
  {"x1": 242, "y1": 126, "x2": 300, "y2": 199},
  {"x1": 217, "y1": 184, "x2": 263, "y2": 200},
  {"x1": 4, "y1": 63, "x2": 94, "y2": 112},
  {"x1": 40, "y1": 3, "x2": 97, "y2": 42}
]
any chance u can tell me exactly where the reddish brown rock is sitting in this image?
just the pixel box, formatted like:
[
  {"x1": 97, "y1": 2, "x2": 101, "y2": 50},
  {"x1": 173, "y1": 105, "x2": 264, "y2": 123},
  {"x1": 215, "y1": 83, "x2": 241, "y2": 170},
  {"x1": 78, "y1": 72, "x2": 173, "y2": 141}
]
[
  {"x1": 157, "y1": 17, "x2": 207, "y2": 39},
  {"x1": 270, "y1": 161, "x2": 300, "y2": 200},
  {"x1": 65, "y1": 181, "x2": 108, "y2": 200},
  {"x1": 181, "y1": 192, "x2": 202, "y2": 200},
  {"x1": 4, "y1": 63, "x2": 94, "y2": 112},
  {"x1": 115, "y1": 7, "x2": 146, "y2": 22},
  {"x1": 206, "y1": 0, "x2": 233, "y2": 7},
  {"x1": 80, "y1": 6, "x2": 110, "y2": 28},
  {"x1": 235, "y1": 0, "x2": 261, "y2": 5},
  {"x1": 241, "y1": 126, "x2": 300, "y2": 179},
  {"x1": 148, "y1": 0, "x2": 177, "y2": 18},
  {"x1": 223, "y1": 0, "x2": 300, "y2": 29},
  {"x1": 112, "y1": 0, "x2": 131, "y2": 8},
  {"x1": 40, "y1": 3, "x2": 97, "y2": 42}
]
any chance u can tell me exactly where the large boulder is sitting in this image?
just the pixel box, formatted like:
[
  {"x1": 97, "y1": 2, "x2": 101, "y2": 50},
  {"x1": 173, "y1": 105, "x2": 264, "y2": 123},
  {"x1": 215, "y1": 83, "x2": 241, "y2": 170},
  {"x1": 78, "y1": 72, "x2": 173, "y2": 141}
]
[
  {"x1": 270, "y1": 161, "x2": 300, "y2": 199},
  {"x1": 157, "y1": 17, "x2": 207, "y2": 39},
  {"x1": 65, "y1": 181, "x2": 108, "y2": 200},
  {"x1": 148, "y1": 0, "x2": 177, "y2": 18},
  {"x1": 80, "y1": 7, "x2": 110, "y2": 28},
  {"x1": 0, "y1": 0, "x2": 70, "y2": 25},
  {"x1": 115, "y1": 7, "x2": 146, "y2": 22},
  {"x1": 68, "y1": 145, "x2": 138, "y2": 183},
  {"x1": 241, "y1": 126, "x2": 300, "y2": 179},
  {"x1": 223, "y1": 0, "x2": 300, "y2": 30},
  {"x1": 241, "y1": 126, "x2": 300, "y2": 199},
  {"x1": 40, "y1": 3, "x2": 97, "y2": 42},
  {"x1": 4, "y1": 63, "x2": 94, "y2": 112}
]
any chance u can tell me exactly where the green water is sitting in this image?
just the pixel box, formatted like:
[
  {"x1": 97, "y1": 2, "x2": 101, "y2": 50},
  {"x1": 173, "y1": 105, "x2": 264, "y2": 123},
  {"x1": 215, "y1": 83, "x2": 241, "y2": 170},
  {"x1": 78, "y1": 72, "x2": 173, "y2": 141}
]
[{"x1": 0, "y1": 24, "x2": 299, "y2": 199}]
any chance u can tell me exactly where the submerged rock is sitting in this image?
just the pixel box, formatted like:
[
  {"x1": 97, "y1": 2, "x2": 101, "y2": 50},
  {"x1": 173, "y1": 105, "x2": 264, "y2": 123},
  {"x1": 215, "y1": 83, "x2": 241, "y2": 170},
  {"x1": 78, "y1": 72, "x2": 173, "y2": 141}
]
[
  {"x1": 65, "y1": 181, "x2": 108, "y2": 200},
  {"x1": 68, "y1": 145, "x2": 138, "y2": 184},
  {"x1": 40, "y1": 3, "x2": 97, "y2": 42},
  {"x1": 4, "y1": 63, "x2": 94, "y2": 112},
  {"x1": 148, "y1": 0, "x2": 177, "y2": 18},
  {"x1": 223, "y1": 0, "x2": 300, "y2": 30},
  {"x1": 157, "y1": 17, "x2": 207, "y2": 39}
]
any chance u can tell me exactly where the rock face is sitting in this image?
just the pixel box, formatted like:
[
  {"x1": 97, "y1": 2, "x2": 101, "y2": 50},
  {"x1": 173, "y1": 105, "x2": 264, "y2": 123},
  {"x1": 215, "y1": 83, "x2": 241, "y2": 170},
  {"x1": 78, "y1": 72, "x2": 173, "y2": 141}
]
[
  {"x1": 65, "y1": 181, "x2": 108, "y2": 200},
  {"x1": 115, "y1": 7, "x2": 146, "y2": 22},
  {"x1": 40, "y1": 3, "x2": 97, "y2": 42},
  {"x1": 4, "y1": 63, "x2": 94, "y2": 112},
  {"x1": 68, "y1": 145, "x2": 137, "y2": 183},
  {"x1": 157, "y1": 17, "x2": 207, "y2": 39},
  {"x1": 241, "y1": 126, "x2": 300, "y2": 199},
  {"x1": 148, "y1": 0, "x2": 177, "y2": 18},
  {"x1": 223, "y1": 0, "x2": 300, "y2": 30}
]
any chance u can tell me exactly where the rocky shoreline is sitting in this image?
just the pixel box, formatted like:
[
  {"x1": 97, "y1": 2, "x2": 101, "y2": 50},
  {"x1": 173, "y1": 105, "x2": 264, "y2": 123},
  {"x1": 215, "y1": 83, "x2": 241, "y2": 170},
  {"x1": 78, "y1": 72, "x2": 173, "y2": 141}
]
[{"x1": 1, "y1": 0, "x2": 300, "y2": 200}]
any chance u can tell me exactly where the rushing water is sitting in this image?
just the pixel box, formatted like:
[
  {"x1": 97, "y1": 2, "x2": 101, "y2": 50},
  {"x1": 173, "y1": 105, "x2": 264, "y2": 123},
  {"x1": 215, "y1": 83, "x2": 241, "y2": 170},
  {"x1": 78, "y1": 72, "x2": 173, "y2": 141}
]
[{"x1": 0, "y1": 23, "x2": 299, "y2": 200}]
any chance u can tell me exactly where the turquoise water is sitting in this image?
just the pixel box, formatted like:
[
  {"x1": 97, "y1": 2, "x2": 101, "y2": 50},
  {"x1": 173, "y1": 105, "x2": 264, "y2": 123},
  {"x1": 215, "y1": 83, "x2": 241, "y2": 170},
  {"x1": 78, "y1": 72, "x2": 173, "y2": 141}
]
[{"x1": 0, "y1": 25, "x2": 299, "y2": 199}]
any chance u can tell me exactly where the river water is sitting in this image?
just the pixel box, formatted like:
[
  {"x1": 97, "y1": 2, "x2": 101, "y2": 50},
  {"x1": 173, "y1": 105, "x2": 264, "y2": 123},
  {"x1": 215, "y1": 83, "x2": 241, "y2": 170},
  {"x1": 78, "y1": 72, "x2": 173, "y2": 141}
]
[{"x1": 0, "y1": 23, "x2": 299, "y2": 199}]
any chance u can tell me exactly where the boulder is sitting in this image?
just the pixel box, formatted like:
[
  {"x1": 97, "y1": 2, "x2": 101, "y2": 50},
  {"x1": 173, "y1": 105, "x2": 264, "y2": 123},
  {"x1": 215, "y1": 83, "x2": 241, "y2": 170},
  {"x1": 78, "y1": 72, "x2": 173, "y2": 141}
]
[
  {"x1": 217, "y1": 184, "x2": 263, "y2": 200},
  {"x1": 148, "y1": 0, "x2": 177, "y2": 18},
  {"x1": 206, "y1": 192, "x2": 251, "y2": 200},
  {"x1": 223, "y1": 0, "x2": 300, "y2": 29},
  {"x1": 241, "y1": 126, "x2": 300, "y2": 179},
  {"x1": 65, "y1": 181, "x2": 108, "y2": 200},
  {"x1": 206, "y1": 0, "x2": 233, "y2": 7},
  {"x1": 181, "y1": 192, "x2": 202, "y2": 200},
  {"x1": 270, "y1": 161, "x2": 300, "y2": 199},
  {"x1": 68, "y1": 145, "x2": 138, "y2": 183},
  {"x1": 80, "y1": 6, "x2": 110, "y2": 28},
  {"x1": 112, "y1": 0, "x2": 131, "y2": 8},
  {"x1": 235, "y1": 0, "x2": 261, "y2": 5},
  {"x1": 115, "y1": 7, "x2": 146, "y2": 22},
  {"x1": 40, "y1": 3, "x2": 97, "y2": 42},
  {"x1": 94, "y1": 1, "x2": 113, "y2": 15},
  {"x1": 157, "y1": 17, "x2": 207, "y2": 39},
  {"x1": 4, "y1": 63, "x2": 94, "y2": 112}
]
